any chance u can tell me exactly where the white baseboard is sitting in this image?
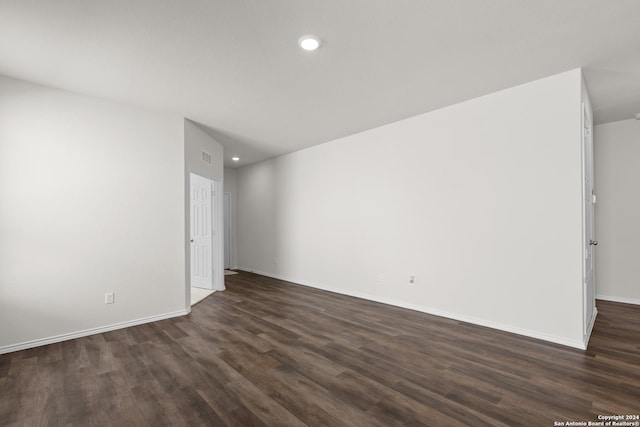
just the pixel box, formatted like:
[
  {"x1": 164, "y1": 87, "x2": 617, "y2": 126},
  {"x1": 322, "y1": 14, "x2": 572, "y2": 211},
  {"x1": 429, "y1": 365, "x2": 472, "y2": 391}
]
[
  {"x1": 597, "y1": 294, "x2": 640, "y2": 306},
  {"x1": 0, "y1": 309, "x2": 188, "y2": 355},
  {"x1": 238, "y1": 267, "x2": 586, "y2": 350}
]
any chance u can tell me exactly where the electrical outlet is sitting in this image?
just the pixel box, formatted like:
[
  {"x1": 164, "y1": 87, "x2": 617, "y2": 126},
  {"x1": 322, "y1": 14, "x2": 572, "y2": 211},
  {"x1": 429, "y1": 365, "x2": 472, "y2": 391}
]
[{"x1": 105, "y1": 292, "x2": 115, "y2": 304}]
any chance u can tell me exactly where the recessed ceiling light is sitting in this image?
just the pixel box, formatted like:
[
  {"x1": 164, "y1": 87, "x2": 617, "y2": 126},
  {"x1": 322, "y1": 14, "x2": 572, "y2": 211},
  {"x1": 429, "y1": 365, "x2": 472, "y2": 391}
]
[
  {"x1": 232, "y1": 157, "x2": 240, "y2": 161},
  {"x1": 298, "y1": 35, "x2": 321, "y2": 51}
]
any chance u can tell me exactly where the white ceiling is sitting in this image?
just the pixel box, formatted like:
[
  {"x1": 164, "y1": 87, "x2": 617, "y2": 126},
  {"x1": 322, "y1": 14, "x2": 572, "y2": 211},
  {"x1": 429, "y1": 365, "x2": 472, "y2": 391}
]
[{"x1": 1, "y1": 0, "x2": 639, "y2": 167}]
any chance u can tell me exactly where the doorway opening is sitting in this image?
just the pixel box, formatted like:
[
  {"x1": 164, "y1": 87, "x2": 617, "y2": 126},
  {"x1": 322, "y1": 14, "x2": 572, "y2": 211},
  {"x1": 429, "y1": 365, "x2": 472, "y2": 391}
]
[
  {"x1": 582, "y1": 103, "x2": 597, "y2": 340},
  {"x1": 224, "y1": 192, "x2": 231, "y2": 269},
  {"x1": 189, "y1": 172, "x2": 223, "y2": 306}
]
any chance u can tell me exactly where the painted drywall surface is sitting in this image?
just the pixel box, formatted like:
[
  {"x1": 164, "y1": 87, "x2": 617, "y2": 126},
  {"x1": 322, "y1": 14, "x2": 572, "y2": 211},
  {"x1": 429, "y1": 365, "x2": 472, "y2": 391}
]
[
  {"x1": 224, "y1": 167, "x2": 238, "y2": 268},
  {"x1": 0, "y1": 75, "x2": 186, "y2": 350},
  {"x1": 184, "y1": 120, "x2": 225, "y2": 293},
  {"x1": 185, "y1": 120, "x2": 224, "y2": 182},
  {"x1": 238, "y1": 69, "x2": 585, "y2": 346},
  {"x1": 594, "y1": 119, "x2": 640, "y2": 304},
  {"x1": 237, "y1": 162, "x2": 277, "y2": 277}
]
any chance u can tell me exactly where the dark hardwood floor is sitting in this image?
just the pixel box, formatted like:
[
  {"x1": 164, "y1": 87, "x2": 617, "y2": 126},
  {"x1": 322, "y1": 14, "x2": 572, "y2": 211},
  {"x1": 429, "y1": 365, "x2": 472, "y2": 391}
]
[{"x1": 1, "y1": 272, "x2": 639, "y2": 426}]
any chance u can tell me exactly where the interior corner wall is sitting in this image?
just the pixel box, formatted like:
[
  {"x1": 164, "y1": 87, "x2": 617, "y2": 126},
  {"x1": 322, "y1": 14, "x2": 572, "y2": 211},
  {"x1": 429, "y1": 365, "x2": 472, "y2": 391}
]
[
  {"x1": 184, "y1": 120, "x2": 225, "y2": 292},
  {"x1": 0, "y1": 75, "x2": 186, "y2": 353},
  {"x1": 223, "y1": 167, "x2": 238, "y2": 269},
  {"x1": 594, "y1": 119, "x2": 640, "y2": 305},
  {"x1": 237, "y1": 69, "x2": 586, "y2": 347}
]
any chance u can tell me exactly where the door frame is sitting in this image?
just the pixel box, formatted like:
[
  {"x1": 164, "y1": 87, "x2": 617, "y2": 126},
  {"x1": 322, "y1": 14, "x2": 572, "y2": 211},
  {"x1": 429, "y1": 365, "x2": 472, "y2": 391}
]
[
  {"x1": 224, "y1": 192, "x2": 232, "y2": 269},
  {"x1": 581, "y1": 102, "x2": 597, "y2": 341},
  {"x1": 186, "y1": 172, "x2": 224, "y2": 309},
  {"x1": 190, "y1": 172, "x2": 214, "y2": 290}
]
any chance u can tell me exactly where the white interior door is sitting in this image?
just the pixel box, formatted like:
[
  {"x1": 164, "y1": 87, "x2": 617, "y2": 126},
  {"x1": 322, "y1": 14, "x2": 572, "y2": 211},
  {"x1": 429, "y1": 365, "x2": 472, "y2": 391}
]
[
  {"x1": 224, "y1": 192, "x2": 231, "y2": 269},
  {"x1": 191, "y1": 173, "x2": 214, "y2": 289},
  {"x1": 583, "y1": 106, "x2": 596, "y2": 332}
]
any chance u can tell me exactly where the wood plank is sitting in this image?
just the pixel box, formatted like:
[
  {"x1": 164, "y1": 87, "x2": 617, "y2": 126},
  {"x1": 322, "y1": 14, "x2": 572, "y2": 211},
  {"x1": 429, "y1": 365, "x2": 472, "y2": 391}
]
[{"x1": 1, "y1": 271, "x2": 639, "y2": 425}]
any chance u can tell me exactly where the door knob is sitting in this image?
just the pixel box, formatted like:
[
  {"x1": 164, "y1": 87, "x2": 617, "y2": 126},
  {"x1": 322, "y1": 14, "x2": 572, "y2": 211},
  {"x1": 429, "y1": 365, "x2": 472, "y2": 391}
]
[
  {"x1": 190, "y1": 239, "x2": 194, "y2": 242},
  {"x1": 589, "y1": 240, "x2": 598, "y2": 246}
]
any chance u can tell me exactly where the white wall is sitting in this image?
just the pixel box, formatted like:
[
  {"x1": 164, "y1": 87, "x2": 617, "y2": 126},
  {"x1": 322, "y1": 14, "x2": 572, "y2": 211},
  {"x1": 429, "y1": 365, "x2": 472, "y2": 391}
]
[
  {"x1": 0, "y1": 75, "x2": 186, "y2": 353},
  {"x1": 594, "y1": 119, "x2": 640, "y2": 305},
  {"x1": 185, "y1": 120, "x2": 224, "y2": 182},
  {"x1": 224, "y1": 167, "x2": 238, "y2": 268},
  {"x1": 238, "y1": 69, "x2": 587, "y2": 347},
  {"x1": 184, "y1": 120, "x2": 225, "y2": 292}
]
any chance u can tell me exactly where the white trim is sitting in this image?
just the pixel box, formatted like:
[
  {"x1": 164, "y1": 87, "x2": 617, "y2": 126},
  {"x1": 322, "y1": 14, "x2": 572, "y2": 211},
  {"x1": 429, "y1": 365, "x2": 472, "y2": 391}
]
[
  {"x1": 583, "y1": 307, "x2": 598, "y2": 349},
  {"x1": 0, "y1": 309, "x2": 188, "y2": 355},
  {"x1": 223, "y1": 191, "x2": 232, "y2": 270},
  {"x1": 238, "y1": 268, "x2": 587, "y2": 350},
  {"x1": 597, "y1": 294, "x2": 640, "y2": 305},
  {"x1": 213, "y1": 179, "x2": 225, "y2": 291},
  {"x1": 581, "y1": 102, "x2": 597, "y2": 335}
]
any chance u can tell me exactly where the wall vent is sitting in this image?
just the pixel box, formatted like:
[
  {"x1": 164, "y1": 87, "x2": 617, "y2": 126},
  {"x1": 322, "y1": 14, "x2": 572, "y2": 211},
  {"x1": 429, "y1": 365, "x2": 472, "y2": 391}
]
[{"x1": 201, "y1": 151, "x2": 212, "y2": 164}]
